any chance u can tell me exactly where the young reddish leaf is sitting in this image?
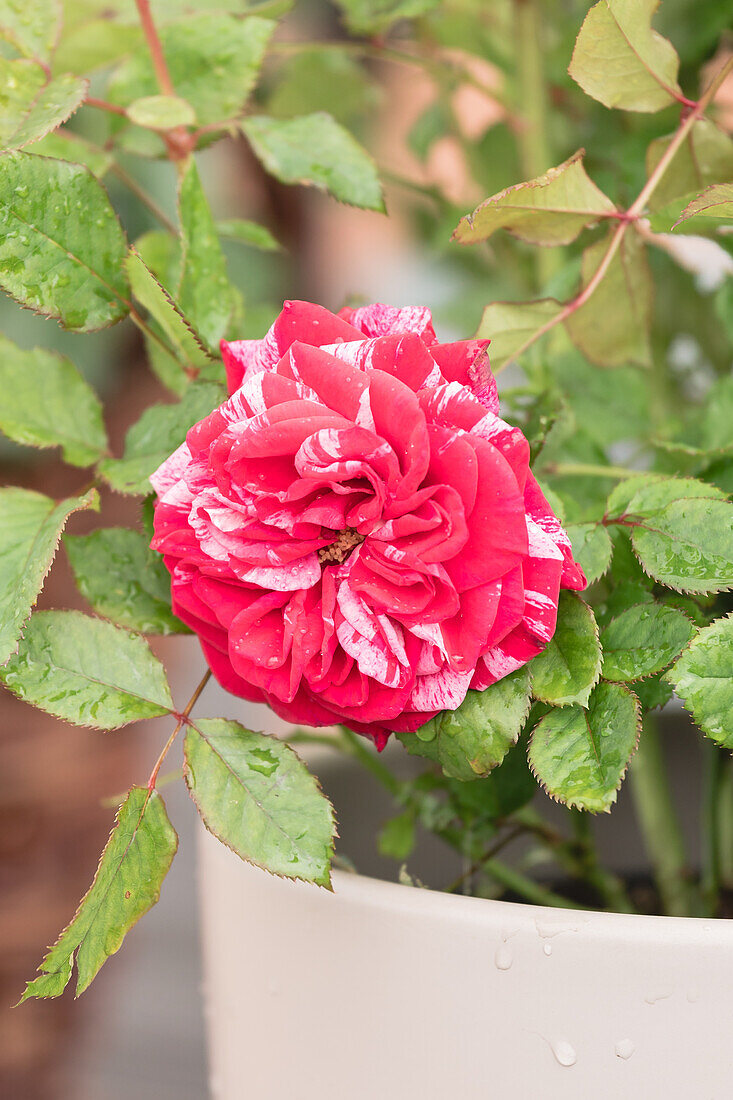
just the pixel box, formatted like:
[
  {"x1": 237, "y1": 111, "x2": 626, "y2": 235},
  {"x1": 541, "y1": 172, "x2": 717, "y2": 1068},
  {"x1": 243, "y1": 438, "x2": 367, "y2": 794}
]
[{"x1": 568, "y1": 0, "x2": 683, "y2": 113}]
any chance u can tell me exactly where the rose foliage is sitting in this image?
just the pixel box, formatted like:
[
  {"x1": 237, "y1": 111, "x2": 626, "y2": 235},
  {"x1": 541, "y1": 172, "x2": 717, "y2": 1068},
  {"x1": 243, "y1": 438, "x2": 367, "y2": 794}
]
[{"x1": 1, "y1": 0, "x2": 732, "y2": 1007}]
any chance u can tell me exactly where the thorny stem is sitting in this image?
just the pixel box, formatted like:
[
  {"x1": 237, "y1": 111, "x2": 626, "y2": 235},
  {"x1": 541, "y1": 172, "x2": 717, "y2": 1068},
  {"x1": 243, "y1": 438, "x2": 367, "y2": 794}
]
[
  {"x1": 493, "y1": 54, "x2": 733, "y2": 373},
  {"x1": 147, "y1": 669, "x2": 212, "y2": 791}
]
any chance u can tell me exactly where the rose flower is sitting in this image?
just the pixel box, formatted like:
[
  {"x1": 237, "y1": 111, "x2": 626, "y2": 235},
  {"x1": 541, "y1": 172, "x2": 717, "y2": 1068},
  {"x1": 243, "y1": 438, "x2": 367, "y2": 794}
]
[{"x1": 150, "y1": 302, "x2": 585, "y2": 746}]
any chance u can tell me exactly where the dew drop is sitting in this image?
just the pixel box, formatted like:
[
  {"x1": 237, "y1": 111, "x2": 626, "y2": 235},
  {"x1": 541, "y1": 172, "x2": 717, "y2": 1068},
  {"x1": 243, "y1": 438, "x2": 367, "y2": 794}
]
[
  {"x1": 494, "y1": 943, "x2": 513, "y2": 970},
  {"x1": 615, "y1": 1039, "x2": 635, "y2": 1061},
  {"x1": 550, "y1": 1039, "x2": 576, "y2": 1067},
  {"x1": 543, "y1": 942, "x2": 552, "y2": 957},
  {"x1": 644, "y1": 989, "x2": 672, "y2": 1005}
]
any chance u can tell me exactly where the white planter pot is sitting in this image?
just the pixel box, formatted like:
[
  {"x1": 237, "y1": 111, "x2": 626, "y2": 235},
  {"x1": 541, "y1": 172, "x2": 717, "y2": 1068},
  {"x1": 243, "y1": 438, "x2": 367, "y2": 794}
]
[{"x1": 199, "y1": 826, "x2": 733, "y2": 1099}]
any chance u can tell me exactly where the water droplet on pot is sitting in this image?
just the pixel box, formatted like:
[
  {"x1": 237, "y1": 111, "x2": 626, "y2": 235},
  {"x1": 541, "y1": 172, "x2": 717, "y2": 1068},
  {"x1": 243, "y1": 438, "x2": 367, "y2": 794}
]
[
  {"x1": 494, "y1": 943, "x2": 513, "y2": 970},
  {"x1": 550, "y1": 1039, "x2": 576, "y2": 1067},
  {"x1": 615, "y1": 1039, "x2": 635, "y2": 1060},
  {"x1": 543, "y1": 942, "x2": 552, "y2": 956},
  {"x1": 644, "y1": 989, "x2": 672, "y2": 1005}
]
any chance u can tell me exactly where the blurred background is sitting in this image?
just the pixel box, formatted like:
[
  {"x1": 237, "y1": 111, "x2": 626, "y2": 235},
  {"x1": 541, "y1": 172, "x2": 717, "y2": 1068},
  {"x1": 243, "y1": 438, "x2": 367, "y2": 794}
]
[{"x1": 1, "y1": 0, "x2": 732, "y2": 1095}]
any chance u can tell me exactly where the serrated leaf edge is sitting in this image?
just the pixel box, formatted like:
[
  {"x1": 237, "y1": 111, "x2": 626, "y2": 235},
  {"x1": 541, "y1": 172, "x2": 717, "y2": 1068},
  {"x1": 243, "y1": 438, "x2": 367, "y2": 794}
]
[
  {"x1": 527, "y1": 682, "x2": 642, "y2": 813},
  {"x1": 183, "y1": 719, "x2": 338, "y2": 889},
  {"x1": 453, "y1": 149, "x2": 616, "y2": 245},
  {"x1": 664, "y1": 612, "x2": 733, "y2": 746},
  {"x1": 530, "y1": 593, "x2": 602, "y2": 708},
  {"x1": 600, "y1": 600, "x2": 697, "y2": 684},
  {"x1": 0, "y1": 488, "x2": 98, "y2": 667},
  {"x1": 19, "y1": 786, "x2": 178, "y2": 1002},
  {"x1": 1, "y1": 609, "x2": 174, "y2": 727}
]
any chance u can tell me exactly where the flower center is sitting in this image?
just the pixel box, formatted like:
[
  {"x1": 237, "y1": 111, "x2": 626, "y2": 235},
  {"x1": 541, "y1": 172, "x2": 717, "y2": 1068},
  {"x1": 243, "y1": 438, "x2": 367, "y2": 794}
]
[{"x1": 317, "y1": 527, "x2": 365, "y2": 565}]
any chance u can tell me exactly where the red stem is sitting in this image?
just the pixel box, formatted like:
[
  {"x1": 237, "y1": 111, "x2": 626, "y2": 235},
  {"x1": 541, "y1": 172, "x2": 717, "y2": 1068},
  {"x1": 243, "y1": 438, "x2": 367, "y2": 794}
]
[
  {"x1": 147, "y1": 670, "x2": 211, "y2": 791},
  {"x1": 133, "y1": 0, "x2": 194, "y2": 161},
  {"x1": 86, "y1": 96, "x2": 127, "y2": 117},
  {"x1": 134, "y1": 0, "x2": 176, "y2": 97}
]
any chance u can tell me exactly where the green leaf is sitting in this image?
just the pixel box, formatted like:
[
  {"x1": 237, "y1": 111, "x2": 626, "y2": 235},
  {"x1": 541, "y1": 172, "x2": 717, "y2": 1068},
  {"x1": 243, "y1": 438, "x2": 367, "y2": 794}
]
[
  {"x1": 0, "y1": 487, "x2": 97, "y2": 665},
  {"x1": 615, "y1": 476, "x2": 733, "y2": 594},
  {"x1": 54, "y1": 18, "x2": 142, "y2": 74},
  {"x1": 408, "y1": 99, "x2": 452, "y2": 162},
  {"x1": 0, "y1": 59, "x2": 47, "y2": 144},
  {"x1": 108, "y1": 15, "x2": 274, "y2": 127},
  {"x1": 333, "y1": 0, "x2": 438, "y2": 35},
  {"x1": 396, "y1": 669, "x2": 531, "y2": 782},
  {"x1": 634, "y1": 670, "x2": 673, "y2": 711},
  {"x1": 702, "y1": 374, "x2": 733, "y2": 453},
  {"x1": 65, "y1": 528, "x2": 187, "y2": 636},
  {"x1": 646, "y1": 121, "x2": 733, "y2": 213},
  {"x1": 27, "y1": 130, "x2": 113, "y2": 177},
  {"x1": 465, "y1": 736, "x2": 537, "y2": 819},
  {"x1": 177, "y1": 159, "x2": 233, "y2": 350},
  {"x1": 378, "y1": 811, "x2": 416, "y2": 861},
  {"x1": 565, "y1": 229, "x2": 652, "y2": 367},
  {"x1": 666, "y1": 615, "x2": 733, "y2": 748},
  {"x1": 530, "y1": 592, "x2": 601, "y2": 707},
  {"x1": 184, "y1": 718, "x2": 335, "y2": 886},
  {"x1": 21, "y1": 787, "x2": 177, "y2": 1000},
  {"x1": 127, "y1": 94, "x2": 196, "y2": 130},
  {"x1": 216, "y1": 218, "x2": 281, "y2": 252},
  {"x1": 453, "y1": 152, "x2": 615, "y2": 246},
  {"x1": 565, "y1": 523, "x2": 613, "y2": 583},
  {"x1": 601, "y1": 602, "x2": 695, "y2": 682},
  {"x1": 551, "y1": 351, "x2": 651, "y2": 448},
  {"x1": 242, "y1": 112, "x2": 385, "y2": 212},
  {"x1": 267, "y1": 47, "x2": 379, "y2": 127},
  {"x1": 615, "y1": 474, "x2": 728, "y2": 511},
  {"x1": 475, "y1": 298, "x2": 562, "y2": 371},
  {"x1": 675, "y1": 182, "x2": 733, "y2": 228},
  {"x1": 98, "y1": 381, "x2": 224, "y2": 496},
  {"x1": 528, "y1": 681, "x2": 641, "y2": 813},
  {"x1": 0, "y1": 0, "x2": 61, "y2": 62},
  {"x1": 129, "y1": 232, "x2": 200, "y2": 395},
  {"x1": 0, "y1": 152, "x2": 129, "y2": 330},
  {"x1": 0, "y1": 336, "x2": 107, "y2": 464},
  {"x1": 1, "y1": 610, "x2": 173, "y2": 727},
  {"x1": 3, "y1": 72, "x2": 88, "y2": 151},
  {"x1": 568, "y1": 0, "x2": 682, "y2": 112},
  {"x1": 125, "y1": 247, "x2": 210, "y2": 388}
]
